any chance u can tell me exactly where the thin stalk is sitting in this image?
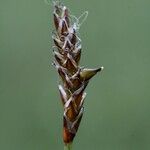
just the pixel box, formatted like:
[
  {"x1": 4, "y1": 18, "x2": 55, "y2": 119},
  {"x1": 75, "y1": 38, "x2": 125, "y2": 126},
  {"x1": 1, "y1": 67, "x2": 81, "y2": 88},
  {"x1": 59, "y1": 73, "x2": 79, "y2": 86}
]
[{"x1": 64, "y1": 143, "x2": 72, "y2": 150}]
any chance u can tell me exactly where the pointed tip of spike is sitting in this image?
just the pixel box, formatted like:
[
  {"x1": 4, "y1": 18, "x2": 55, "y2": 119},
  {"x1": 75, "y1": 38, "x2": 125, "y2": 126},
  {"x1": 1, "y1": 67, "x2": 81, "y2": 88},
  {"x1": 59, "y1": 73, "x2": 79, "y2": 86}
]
[
  {"x1": 97, "y1": 66, "x2": 104, "y2": 72},
  {"x1": 88, "y1": 66, "x2": 104, "y2": 74},
  {"x1": 101, "y1": 66, "x2": 104, "y2": 70}
]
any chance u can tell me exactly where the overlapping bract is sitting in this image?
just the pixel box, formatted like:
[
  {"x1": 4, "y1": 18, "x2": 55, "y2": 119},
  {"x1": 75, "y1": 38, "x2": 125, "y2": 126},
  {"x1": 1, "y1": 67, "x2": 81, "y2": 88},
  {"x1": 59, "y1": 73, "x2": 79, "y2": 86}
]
[{"x1": 52, "y1": 2, "x2": 103, "y2": 144}]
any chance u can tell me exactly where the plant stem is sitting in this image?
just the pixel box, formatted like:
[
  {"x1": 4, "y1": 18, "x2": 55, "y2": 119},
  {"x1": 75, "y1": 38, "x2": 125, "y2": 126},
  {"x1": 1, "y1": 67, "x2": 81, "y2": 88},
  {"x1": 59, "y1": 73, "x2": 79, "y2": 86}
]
[{"x1": 64, "y1": 143, "x2": 72, "y2": 150}]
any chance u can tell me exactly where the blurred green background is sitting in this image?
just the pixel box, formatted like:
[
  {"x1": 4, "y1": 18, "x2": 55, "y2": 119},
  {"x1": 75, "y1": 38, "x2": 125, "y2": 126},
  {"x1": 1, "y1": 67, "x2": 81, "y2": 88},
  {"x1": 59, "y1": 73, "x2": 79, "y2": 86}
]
[{"x1": 0, "y1": 0, "x2": 150, "y2": 150}]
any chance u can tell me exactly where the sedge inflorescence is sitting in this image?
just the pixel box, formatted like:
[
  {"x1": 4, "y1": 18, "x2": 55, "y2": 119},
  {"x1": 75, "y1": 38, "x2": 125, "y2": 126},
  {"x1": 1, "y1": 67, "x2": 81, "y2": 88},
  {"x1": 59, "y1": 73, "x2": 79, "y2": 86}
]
[{"x1": 52, "y1": 1, "x2": 103, "y2": 145}]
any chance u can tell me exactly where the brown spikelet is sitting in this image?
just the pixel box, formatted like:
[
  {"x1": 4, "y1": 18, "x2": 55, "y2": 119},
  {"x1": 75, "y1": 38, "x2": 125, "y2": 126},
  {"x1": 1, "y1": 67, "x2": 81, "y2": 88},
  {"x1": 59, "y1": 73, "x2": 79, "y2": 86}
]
[{"x1": 52, "y1": 1, "x2": 103, "y2": 145}]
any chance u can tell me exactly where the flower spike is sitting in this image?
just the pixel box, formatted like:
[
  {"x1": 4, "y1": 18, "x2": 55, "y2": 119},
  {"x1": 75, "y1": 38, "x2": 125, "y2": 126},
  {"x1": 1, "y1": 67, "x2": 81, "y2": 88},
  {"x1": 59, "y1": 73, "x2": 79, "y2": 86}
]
[{"x1": 52, "y1": 2, "x2": 103, "y2": 146}]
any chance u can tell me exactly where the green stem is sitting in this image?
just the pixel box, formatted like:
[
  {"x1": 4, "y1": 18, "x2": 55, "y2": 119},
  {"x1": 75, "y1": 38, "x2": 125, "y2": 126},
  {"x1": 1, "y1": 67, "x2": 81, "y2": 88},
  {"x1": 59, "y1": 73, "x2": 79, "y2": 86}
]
[{"x1": 64, "y1": 143, "x2": 72, "y2": 150}]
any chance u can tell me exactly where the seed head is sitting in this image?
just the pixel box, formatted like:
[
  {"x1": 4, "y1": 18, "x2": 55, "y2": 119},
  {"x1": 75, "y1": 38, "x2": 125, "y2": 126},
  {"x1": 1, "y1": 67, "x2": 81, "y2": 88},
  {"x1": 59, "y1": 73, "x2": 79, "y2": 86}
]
[{"x1": 52, "y1": 2, "x2": 103, "y2": 144}]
